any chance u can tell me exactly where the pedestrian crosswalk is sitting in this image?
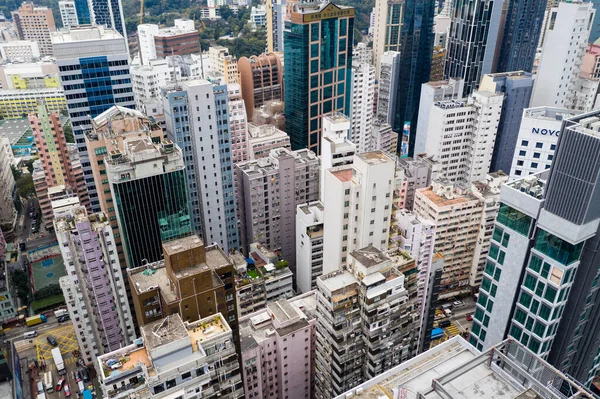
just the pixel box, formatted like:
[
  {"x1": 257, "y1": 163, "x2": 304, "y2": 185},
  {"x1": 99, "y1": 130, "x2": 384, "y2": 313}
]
[{"x1": 446, "y1": 323, "x2": 461, "y2": 337}]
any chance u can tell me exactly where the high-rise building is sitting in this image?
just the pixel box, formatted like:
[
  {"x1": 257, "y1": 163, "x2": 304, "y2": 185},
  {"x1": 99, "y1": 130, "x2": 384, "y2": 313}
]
[
  {"x1": 30, "y1": 102, "x2": 89, "y2": 229},
  {"x1": 234, "y1": 242, "x2": 294, "y2": 317},
  {"x1": 137, "y1": 20, "x2": 199, "y2": 65},
  {"x1": 97, "y1": 313, "x2": 243, "y2": 399},
  {"x1": 59, "y1": 0, "x2": 79, "y2": 27},
  {"x1": 420, "y1": 90, "x2": 504, "y2": 185},
  {"x1": 163, "y1": 80, "x2": 239, "y2": 250},
  {"x1": 376, "y1": 52, "x2": 401, "y2": 126},
  {"x1": 509, "y1": 107, "x2": 579, "y2": 180},
  {"x1": 413, "y1": 179, "x2": 492, "y2": 298},
  {"x1": 372, "y1": 0, "x2": 402, "y2": 78},
  {"x1": 266, "y1": 0, "x2": 287, "y2": 52},
  {"x1": 247, "y1": 123, "x2": 291, "y2": 160},
  {"x1": 208, "y1": 46, "x2": 239, "y2": 84},
  {"x1": 240, "y1": 292, "x2": 317, "y2": 399},
  {"x1": 337, "y1": 337, "x2": 592, "y2": 399},
  {"x1": 315, "y1": 246, "x2": 420, "y2": 398},
  {"x1": 128, "y1": 235, "x2": 238, "y2": 329},
  {"x1": 84, "y1": 106, "x2": 164, "y2": 302},
  {"x1": 414, "y1": 78, "x2": 465, "y2": 156},
  {"x1": 56, "y1": 203, "x2": 135, "y2": 365},
  {"x1": 474, "y1": 110, "x2": 600, "y2": 386},
  {"x1": 131, "y1": 59, "x2": 173, "y2": 117},
  {"x1": 11, "y1": 3, "x2": 56, "y2": 57},
  {"x1": 395, "y1": 157, "x2": 432, "y2": 210},
  {"x1": 392, "y1": 0, "x2": 436, "y2": 156},
  {"x1": 530, "y1": 2, "x2": 595, "y2": 109},
  {"x1": 88, "y1": 0, "x2": 127, "y2": 39},
  {"x1": 284, "y1": 2, "x2": 354, "y2": 154},
  {"x1": 296, "y1": 201, "x2": 325, "y2": 293},
  {"x1": 73, "y1": 0, "x2": 90, "y2": 24},
  {"x1": 589, "y1": 0, "x2": 600, "y2": 43},
  {"x1": 228, "y1": 83, "x2": 249, "y2": 164},
  {"x1": 495, "y1": 0, "x2": 547, "y2": 73},
  {"x1": 52, "y1": 26, "x2": 135, "y2": 213},
  {"x1": 444, "y1": 0, "x2": 503, "y2": 97},
  {"x1": 350, "y1": 61, "x2": 375, "y2": 153},
  {"x1": 0, "y1": 136, "x2": 16, "y2": 229},
  {"x1": 479, "y1": 71, "x2": 534, "y2": 173},
  {"x1": 235, "y1": 148, "x2": 320, "y2": 277},
  {"x1": 238, "y1": 53, "x2": 283, "y2": 120},
  {"x1": 322, "y1": 151, "x2": 396, "y2": 272},
  {"x1": 105, "y1": 135, "x2": 190, "y2": 269},
  {"x1": 0, "y1": 88, "x2": 66, "y2": 119},
  {"x1": 320, "y1": 113, "x2": 356, "y2": 199}
]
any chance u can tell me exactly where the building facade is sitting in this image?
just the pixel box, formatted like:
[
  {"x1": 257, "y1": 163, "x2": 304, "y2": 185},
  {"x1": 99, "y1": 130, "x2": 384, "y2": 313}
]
[
  {"x1": 296, "y1": 201, "x2": 325, "y2": 293},
  {"x1": 509, "y1": 107, "x2": 579, "y2": 180},
  {"x1": 238, "y1": 53, "x2": 283, "y2": 121},
  {"x1": 444, "y1": 0, "x2": 502, "y2": 97},
  {"x1": 11, "y1": 3, "x2": 56, "y2": 57},
  {"x1": 56, "y1": 204, "x2": 135, "y2": 365},
  {"x1": 52, "y1": 26, "x2": 135, "y2": 213},
  {"x1": 530, "y1": 2, "x2": 595, "y2": 109},
  {"x1": 284, "y1": 2, "x2": 354, "y2": 154},
  {"x1": 350, "y1": 61, "x2": 375, "y2": 153},
  {"x1": 88, "y1": 0, "x2": 127, "y2": 39},
  {"x1": 59, "y1": 0, "x2": 79, "y2": 27},
  {"x1": 236, "y1": 148, "x2": 320, "y2": 278},
  {"x1": 247, "y1": 123, "x2": 291, "y2": 161},
  {"x1": 106, "y1": 136, "x2": 190, "y2": 269},
  {"x1": 0, "y1": 40, "x2": 40, "y2": 62},
  {"x1": 137, "y1": 20, "x2": 199, "y2": 65},
  {"x1": 0, "y1": 136, "x2": 16, "y2": 229},
  {"x1": 372, "y1": 0, "x2": 402, "y2": 78},
  {"x1": 479, "y1": 71, "x2": 534, "y2": 174}
]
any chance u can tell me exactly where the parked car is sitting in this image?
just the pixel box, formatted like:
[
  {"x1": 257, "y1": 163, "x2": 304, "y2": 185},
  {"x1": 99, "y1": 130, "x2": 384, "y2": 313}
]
[
  {"x1": 64, "y1": 384, "x2": 71, "y2": 397},
  {"x1": 466, "y1": 314, "x2": 473, "y2": 321},
  {"x1": 80, "y1": 368, "x2": 89, "y2": 382},
  {"x1": 74, "y1": 371, "x2": 81, "y2": 382},
  {"x1": 452, "y1": 301, "x2": 464, "y2": 308},
  {"x1": 439, "y1": 320, "x2": 451, "y2": 328},
  {"x1": 55, "y1": 378, "x2": 65, "y2": 391},
  {"x1": 46, "y1": 336, "x2": 58, "y2": 346},
  {"x1": 57, "y1": 315, "x2": 70, "y2": 323},
  {"x1": 441, "y1": 303, "x2": 452, "y2": 310}
]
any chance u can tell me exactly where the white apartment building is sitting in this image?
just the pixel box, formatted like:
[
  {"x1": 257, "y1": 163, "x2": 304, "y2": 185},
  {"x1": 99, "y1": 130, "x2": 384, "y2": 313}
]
[
  {"x1": 323, "y1": 151, "x2": 395, "y2": 272},
  {"x1": 353, "y1": 42, "x2": 372, "y2": 65},
  {"x1": 228, "y1": 83, "x2": 249, "y2": 164},
  {"x1": 531, "y1": 1, "x2": 595, "y2": 108},
  {"x1": 247, "y1": 123, "x2": 291, "y2": 160},
  {"x1": 249, "y1": 5, "x2": 267, "y2": 26},
  {"x1": 0, "y1": 136, "x2": 16, "y2": 227},
  {"x1": 97, "y1": 313, "x2": 243, "y2": 399},
  {"x1": 131, "y1": 59, "x2": 175, "y2": 116},
  {"x1": 414, "y1": 179, "x2": 483, "y2": 298},
  {"x1": 394, "y1": 209, "x2": 435, "y2": 306},
  {"x1": 239, "y1": 292, "x2": 317, "y2": 399},
  {"x1": 296, "y1": 201, "x2": 325, "y2": 293},
  {"x1": 56, "y1": 204, "x2": 135, "y2": 366},
  {"x1": 321, "y1": 113, "x2": 356, "y2": 200},
  {"x1": 415, "y1": 78, "x2": 464, "y2": 155},
  {"x1": 422, "y1": 89, "x2": 503, "y2": 185},
  {"x1": 208, "y1": 46, "x2": 239, "y2": 84},
  {"x1": 350, "y1": 61, "x2": 375, "y2": 153},
  {"x1": 59, "y1": 0, "x2": 78, "y2": 27},
  {"x1": 137, "y1": 24, "x2": 160, "y2": 64},
  {"x1": 509, "y1": 107, "x2": 579, "y2": 180},
  {"x1": 0, "y1": 40, "x2": 40, "y2": 62},
  {"x1": 137, "y1": 19, "x2": 197, "y2": 65},
  {"x1": 370, "y1": 123, "x2": 398, "y2": 155}
]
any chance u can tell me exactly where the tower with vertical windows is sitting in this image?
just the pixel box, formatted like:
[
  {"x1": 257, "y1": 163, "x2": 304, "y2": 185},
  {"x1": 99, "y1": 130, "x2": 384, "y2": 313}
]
[{"x1": 284, "y1": 2, "x2": 354, "y2": 155}]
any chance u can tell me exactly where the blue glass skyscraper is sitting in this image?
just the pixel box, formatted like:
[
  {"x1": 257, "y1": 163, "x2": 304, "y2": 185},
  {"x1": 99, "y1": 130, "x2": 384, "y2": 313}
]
[
  {"x1": 74, "y1": 0, "x2": 91, "y2": 24},
  {"x1": 393, "y1": 0, "x2": 435, "y2": 156}
]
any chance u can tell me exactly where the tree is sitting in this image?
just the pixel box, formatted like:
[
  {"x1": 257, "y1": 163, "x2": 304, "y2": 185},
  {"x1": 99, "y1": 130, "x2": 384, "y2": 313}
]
[
  {"x1": 11, "y1": 165, "x2": 22, "y2": 180},
  {"x1": 219, "y1": 5, "x2": 234, "y2": 21},
  {"x1": 63, "y1": 123, "x2": 74, "y2": 143},
  {"x1": 16, "y1": 175, "x2": 35, "y2": 199},
  {"x1": 24, "y1": 159, "x2": 36, "y2": 174},
  {"x1": 11, "y1": 269, "x2": 31, "y2": 304}
]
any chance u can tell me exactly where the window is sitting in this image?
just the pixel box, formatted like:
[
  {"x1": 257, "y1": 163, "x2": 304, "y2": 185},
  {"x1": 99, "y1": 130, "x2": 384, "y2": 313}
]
[
  {"x1": 531, "y1": 162, "x2": 538, "y2": 168},
  {"x1": 515, "y1": 308, "x2": 527, "y2": 324},
  {"x1": 535, "y1": 281, "x2": 545, "y2": 296},
  {"x1": 533, "y1": 152, "x2": 541, "y2": 159},
  {"x1": 521, "y1": 140, "x2": 529, "y2": 146},
  {"x1": 510, "y1": 325, "x2": 522, "y2": 340},
  {"x1": 536, "y1": 142, "x2": 543, "y2": 148},
  {"x1": 533, "y1": 321, "x2": 545, "y2": 337},
  {"x1": 544, "y1": 285, "x2": 557, "y2": 302},
  {"x1": 519, "y1": 150, "x2": 527, "y2": 156},
  {"x1": 524, "y1": 274, "x2": 536, "y2": 290},
  {"x1": 539, "y1": 304, "x2": 551, "y2": 321},
  {"x1": 541, "y1": 262, "x2": 551, "y2": 278},
  {"x1": 550, "y1": 267, "x2": 563, "y2": 285},
  {"x1": 529, "y1": 255, "x2": 542, "y2": 273},
  {"x1": 520, "y1": 292, "x2": 532, "y2": 308},
  {"x1": 501, "y1": 233, "x2": 510, "y2": 247}
]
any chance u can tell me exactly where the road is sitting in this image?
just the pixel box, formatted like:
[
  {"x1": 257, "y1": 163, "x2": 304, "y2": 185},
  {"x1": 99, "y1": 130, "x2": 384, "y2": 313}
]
[{"x1": 20, "y1": 198, "x2": 38, "y2": 242}]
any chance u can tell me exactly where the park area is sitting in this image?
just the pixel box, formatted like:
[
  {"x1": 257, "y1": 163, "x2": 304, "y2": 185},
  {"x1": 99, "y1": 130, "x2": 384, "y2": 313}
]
[{"x1": 28, "y1": 245, "x2": 66, "y2": 312}]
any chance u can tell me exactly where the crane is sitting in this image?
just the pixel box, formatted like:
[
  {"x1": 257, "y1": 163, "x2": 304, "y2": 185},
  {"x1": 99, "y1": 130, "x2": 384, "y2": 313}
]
[{"x1": 139, "y1": 0, "x2": 144, "y2": 24}]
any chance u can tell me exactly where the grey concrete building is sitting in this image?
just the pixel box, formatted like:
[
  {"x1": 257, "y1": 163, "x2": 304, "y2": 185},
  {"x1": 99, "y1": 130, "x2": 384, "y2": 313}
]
[
  {"x1": 479, "y1": 71, "x2": 534, "y2": 174},
  {"x1": 474, "y1": 110, "x2": 600, "y2": 388},
  {"x1": 235, "y1": 148, "x2": 320, "y2": 281}
]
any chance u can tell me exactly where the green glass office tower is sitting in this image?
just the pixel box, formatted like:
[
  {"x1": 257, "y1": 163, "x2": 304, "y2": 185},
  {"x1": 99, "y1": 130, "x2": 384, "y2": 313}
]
[
  {"x1": 284, "y1": 2, "x2": 354, "y2": 154},
  {"x1": 107, "y1": 137, "x2": 191, "y2": 268}
]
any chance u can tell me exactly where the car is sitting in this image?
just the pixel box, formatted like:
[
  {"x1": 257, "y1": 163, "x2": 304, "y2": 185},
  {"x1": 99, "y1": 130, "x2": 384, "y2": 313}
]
[
  {"x1": 74, "y1": 371, "x2": 81, "y2": 382},
  {"x1": 56, "y1": 378, "x2": 65, "y2": 391},
  {"x1": 441, "y1": 303, "x2": 452, "y2": 310},
  {"x1": 453, "y1": 301, "x2": 464, "y2": 308},
  {"x1": 64, "y1": 383, "x2": 71, "y2": 397},
  {"x1": 58, "y1": 315, "x2": 70, "y2": 323},
  {"x1": 439, "y1": 320, "x2": 451, "y2": 328},
  {"x1": 80, "y1": 368, "x2": 89, "y2": 382},
  {"x1": 19, "y1": 243, "x2": 26, "y2": 251},
  {"x1": 46, "y1": 336, "x2": 58, "y2": 346},
  {"x1": 466, "y1": 314, "x2": 473, "y2": 321}
]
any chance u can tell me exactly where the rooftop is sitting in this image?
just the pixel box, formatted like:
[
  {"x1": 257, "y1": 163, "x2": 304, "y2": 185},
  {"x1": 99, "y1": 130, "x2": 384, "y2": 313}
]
[
  {"x1": 0, "y1": 119, "x2": 32, "y2": 146},
  {"x1": 141, "y1": 314, "x2": 189, "y2": 352},
  {"x1": 523, "y1": 106, "x2": 579, "y2": 121},
  {"x1": 330, "y1": 167, "x2": 353, "y2": 182},
  {"x1": 350, "y1": 245, "x2": 389, "y2": 268},
  {"x1": 336, "y1": 338, "x2": 593, "y2": 399},
  {"x1": 357, "y1": 150, "x2": 394, "y2": 165},
  {"x1": 52, "y1": 26, "x2": 124, "y2": 44},
  {"x1": 162, "y1": 235, "x2": 204, "y2": 257},
  {"x1": 418, "y1": 186, "x2": 475, "y2": 207}
]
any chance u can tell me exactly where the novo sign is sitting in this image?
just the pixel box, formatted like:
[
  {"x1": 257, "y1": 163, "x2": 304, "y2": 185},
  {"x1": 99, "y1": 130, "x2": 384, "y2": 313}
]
[{"x1": 532, "y1": 127, "x2": 560, "y2": 136}]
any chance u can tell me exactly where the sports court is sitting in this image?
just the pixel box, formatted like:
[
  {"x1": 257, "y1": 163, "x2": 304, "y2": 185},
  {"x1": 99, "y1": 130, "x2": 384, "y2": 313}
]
[{"x1": 29, "y1": 245, "x2": 66, "y2": 291}]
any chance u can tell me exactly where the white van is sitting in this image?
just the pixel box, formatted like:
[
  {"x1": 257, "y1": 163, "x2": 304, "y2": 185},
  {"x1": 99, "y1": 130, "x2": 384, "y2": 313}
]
[
  {"x1": 24, "y1": 331, "x2": 38, "y2": 339},
  {"x1": 78, "y1": 381, "x2": 85, "y2": 393},
  {"x1": 37, "y1": 381, "x2": 44, "y2": 394}
]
